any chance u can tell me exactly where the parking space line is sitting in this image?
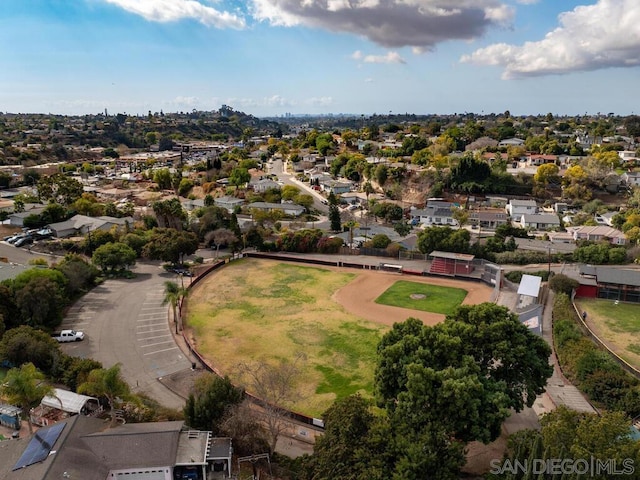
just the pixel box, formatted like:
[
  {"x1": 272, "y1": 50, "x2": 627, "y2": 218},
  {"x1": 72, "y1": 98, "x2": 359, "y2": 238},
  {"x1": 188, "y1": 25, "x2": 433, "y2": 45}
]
[
  {"x1": 139, "y1": 334, "x2": 172, "y2": 341},
  {"x1": 137, "y1": 320, "x2": 166, "y2": 325},
  {"x1": 136, "y1": 328, "x2": 167, "y2": 335},
  {"x1": 140, "y1": 340, "x2": 175, "y2": 348},
  {"x1": 144, "y1": 346, "x2": 179, "y2": 356}
]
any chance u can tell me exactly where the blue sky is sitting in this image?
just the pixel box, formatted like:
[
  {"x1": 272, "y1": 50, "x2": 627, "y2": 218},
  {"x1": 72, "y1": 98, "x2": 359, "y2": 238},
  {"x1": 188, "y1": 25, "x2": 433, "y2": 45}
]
[{"x1": 1, "y1": 0, "x2": 639, "y2": 117}]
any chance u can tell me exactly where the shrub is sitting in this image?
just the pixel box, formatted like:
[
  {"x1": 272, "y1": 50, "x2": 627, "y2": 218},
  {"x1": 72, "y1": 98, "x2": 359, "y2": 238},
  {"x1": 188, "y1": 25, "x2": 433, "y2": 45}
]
[{"x1": 549, "y1": 273, "x2": 579, "y2": 295}]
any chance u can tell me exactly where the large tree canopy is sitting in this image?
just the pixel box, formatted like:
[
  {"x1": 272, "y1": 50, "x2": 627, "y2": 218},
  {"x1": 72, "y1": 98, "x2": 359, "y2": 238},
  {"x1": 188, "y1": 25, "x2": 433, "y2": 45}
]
[{"x1": 375, "y1": 303, "x2": 552, "y2": 444}]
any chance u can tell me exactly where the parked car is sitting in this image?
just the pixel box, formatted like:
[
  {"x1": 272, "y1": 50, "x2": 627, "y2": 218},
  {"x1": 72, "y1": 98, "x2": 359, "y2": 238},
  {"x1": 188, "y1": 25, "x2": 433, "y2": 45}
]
[
  {"x1": 51, "y1": 330, "x2": 85, "y2": 342},
  {"x1": 14, "y1": 236, "x2": 33, "y2": 247},
  {"x1": 7, "y1": 234, "x2": 27, "y2": 244}
]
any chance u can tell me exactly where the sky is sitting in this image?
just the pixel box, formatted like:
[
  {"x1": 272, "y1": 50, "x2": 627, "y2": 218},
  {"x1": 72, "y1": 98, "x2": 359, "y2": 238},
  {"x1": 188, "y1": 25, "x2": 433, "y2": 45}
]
[{"x1": 1, "y1": 0, "x2": 639, "y2": 118}]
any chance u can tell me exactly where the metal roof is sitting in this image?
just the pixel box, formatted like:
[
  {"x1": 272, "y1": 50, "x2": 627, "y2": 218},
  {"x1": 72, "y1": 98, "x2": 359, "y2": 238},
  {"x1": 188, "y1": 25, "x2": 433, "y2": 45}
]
[
  {"x1": 517, "y1": 274, "x2": 542, "y2": 298},
  {"x1": 41, "y1": 388, "x2": 98, "y2": 414},
  {"x1": 429, "y1": 250, "x2": 475, "y2": 261}
]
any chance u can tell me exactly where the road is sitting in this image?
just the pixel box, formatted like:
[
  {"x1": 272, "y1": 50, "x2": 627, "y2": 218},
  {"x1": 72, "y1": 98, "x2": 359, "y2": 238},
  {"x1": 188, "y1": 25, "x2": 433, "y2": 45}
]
[
  {"x1": 59, "y1": 261, "x2": 192, "y2": 410},
  {"x1": 268, "y1": 158, "x2": 329, "y2": 214}
]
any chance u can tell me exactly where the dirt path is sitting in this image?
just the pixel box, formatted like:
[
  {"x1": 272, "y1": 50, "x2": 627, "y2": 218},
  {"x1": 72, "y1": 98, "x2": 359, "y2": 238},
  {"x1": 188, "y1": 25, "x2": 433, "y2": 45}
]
[{"x1": 334, "y1": 271, "x2": 493, "y2": 326}]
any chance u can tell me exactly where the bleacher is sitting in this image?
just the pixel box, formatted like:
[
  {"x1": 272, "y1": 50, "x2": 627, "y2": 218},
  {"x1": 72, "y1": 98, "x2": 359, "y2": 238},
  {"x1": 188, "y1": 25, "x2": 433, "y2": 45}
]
[{"x1": 429, "y1": 257, "x2": 455, "y2": 275}]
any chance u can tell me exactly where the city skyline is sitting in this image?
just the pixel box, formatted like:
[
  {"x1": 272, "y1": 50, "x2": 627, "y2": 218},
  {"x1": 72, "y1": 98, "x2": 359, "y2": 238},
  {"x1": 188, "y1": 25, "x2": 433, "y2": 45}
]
[{"x1": 2, "y1": 0, "x2": 639, "y2": 118}]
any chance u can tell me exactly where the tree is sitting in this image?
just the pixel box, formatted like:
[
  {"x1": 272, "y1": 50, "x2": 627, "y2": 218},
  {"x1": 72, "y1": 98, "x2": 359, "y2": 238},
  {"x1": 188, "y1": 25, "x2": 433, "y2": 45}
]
[
  {"x1": 281, "y1": 185, "x2": 300, "y2": 201},
  {"x1": 370, "y1": 234, "x2": 391, "y2": 249},
  {"x1": 205, "y1": 228, "x2": 237, "y2": 258},
  {"x1": 393, "y1": 221, "x2": 412, "y2": 237},
  {"x1": 237, "y1": 357, "x2": 304, "y2": 453},
  {"x1": 229, "y1": 167, "x2": 250, "y2": 188},
  {"x1": 78, "y1": 364, "x2": 131, "y2": 427},
  {"x1": 533, "y1": 163, "x2": 559, "y2": 195},
  {"x1": 92, "y1": 242, "x2": 137, "y2": 274},
  {"x1": 143, "y1": 229, "x2": 199, "y2": 264},
  {"x1": 152, "y1": 198, "x2": 187, "y2": 230},
  {"x1": 15, "y1": 276, "x2": 65, "y2": 328},
  {"x1": 375, "y1": 164, "x2": 389, "y2": 186},
  {"x1": 294, "y1": 193, "x2": 314, "y2": 211},
  {"x1": 153, "y1": 168, "x2": 172, "y2": 190},
  {"x1": 183, "y1": 373, "x2": 244, "y2": 433},
  {"x1": 0, "y1": 326, "x2": 62, "y2": 375},
  {"x1": 549, "y1": 273, "x2": 579, "y2": 295},
  {"x1": 308, "y1": 394, "x2": 387, "y2": 480},
  {"x1": 328, "y1": 192, "x2": 341, "y2": 232},
  {"x1": 375, "y1": 303, "x2": 553, "y2": 444},
  {"x1": 162, "y1": 281, "x2": 187, "y2": 334},
  {"x1": 36, "y1": 173, "x2": 83, "y2": 205},
  {"x1": 0, "y1": 363, "x2": 54, "y2": 434}
]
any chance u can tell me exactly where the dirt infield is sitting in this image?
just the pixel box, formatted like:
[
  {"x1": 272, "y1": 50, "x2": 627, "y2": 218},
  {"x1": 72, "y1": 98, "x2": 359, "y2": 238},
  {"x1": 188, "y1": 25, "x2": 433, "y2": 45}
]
[{"x1": 334, "y1": 271, "x2": 493, "y2": 326}]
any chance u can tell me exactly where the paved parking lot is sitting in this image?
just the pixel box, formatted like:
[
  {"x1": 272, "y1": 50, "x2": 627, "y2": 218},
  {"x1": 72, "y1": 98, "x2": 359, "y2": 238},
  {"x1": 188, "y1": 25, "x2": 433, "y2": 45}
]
[{"x1": 60, "y1": 262, "x2": 192, "y2": 410}]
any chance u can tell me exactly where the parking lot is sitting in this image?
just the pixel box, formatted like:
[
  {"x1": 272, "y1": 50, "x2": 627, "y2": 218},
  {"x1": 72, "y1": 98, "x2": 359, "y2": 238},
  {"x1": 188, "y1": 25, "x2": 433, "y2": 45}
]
[{"x1": 59, "y1": 262, "x2": 192, "y2": 409}]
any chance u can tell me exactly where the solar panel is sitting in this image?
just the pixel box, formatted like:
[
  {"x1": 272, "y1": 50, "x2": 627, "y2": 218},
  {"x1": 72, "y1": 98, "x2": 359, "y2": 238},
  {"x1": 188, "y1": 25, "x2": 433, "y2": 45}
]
[{"x1": 13, "y1": 421, "x2": 66, "y2": 470}]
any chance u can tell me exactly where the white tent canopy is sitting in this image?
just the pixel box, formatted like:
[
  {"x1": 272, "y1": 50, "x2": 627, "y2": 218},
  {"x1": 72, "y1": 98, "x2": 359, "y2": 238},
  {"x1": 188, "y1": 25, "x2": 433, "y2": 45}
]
[
  {"x1": 41, "y1": 388, "x2": 99, "y2": 414},
  {"x1": 517, "y1": 274, "x2": 542, "y2": 298}
]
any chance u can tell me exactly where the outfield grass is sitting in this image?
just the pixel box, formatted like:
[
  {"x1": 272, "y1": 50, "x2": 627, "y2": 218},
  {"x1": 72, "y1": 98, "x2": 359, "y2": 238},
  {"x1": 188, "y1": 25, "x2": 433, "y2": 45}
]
[
  {"x1": 375, "y1": 280, "x2": 467, "y2": 315},
  {"x1": 576, "y1": 298, "x2": 640, "y2": 367},
  {"x1": 186, "y1": 259, "x2": 388, "y2": 416}
]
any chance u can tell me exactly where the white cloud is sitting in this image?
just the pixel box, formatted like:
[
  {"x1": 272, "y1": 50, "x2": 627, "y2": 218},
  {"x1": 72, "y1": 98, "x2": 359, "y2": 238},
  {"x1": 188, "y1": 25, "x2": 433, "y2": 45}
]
[
  {"x1": 103, "y1": 0, "x2": 245, "y2": 29},
  {"x1": 515, "y1": 0, "x2": 539, "y2": 4},
  {"x1": 364, "y1": 78, "x2": 374, "y2": 83},
  {"x1": 363, "y1": 51, "x2": 406, "y2": 64},
  {"x1": 250, "y1": 0, "x2": 513, "y2": 48},
  {"x1": 461, "y1": 0, "x2": 640, "y2": 78}
]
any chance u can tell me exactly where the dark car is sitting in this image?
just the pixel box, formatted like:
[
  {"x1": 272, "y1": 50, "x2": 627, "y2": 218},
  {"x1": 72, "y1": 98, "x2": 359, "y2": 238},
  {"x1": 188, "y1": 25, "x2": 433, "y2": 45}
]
[
  {"x1": 6, "y1": 233, "x2": 27, "y2": 244},
  {"x1": 14, "y1": 236, "x2": 33, "y2": 247}
]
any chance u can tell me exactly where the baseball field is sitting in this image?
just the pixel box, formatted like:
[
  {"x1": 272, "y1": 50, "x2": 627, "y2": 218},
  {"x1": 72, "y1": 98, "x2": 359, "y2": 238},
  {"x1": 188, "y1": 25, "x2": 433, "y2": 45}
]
[{"x1": 185, "y1": 258, "x2": 491, "y2": 416}]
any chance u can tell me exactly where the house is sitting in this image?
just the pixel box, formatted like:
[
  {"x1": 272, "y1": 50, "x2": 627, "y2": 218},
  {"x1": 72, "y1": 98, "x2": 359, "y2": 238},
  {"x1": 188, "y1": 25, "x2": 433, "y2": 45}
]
[
  {"x1": 411, "y1": 200, "x2": 458, "y2": 227},
  {"x1": 498, "y1": 137, "x2": 525, "y2": 147},
  {"x1": 506, "y1": 199, "x2": 538, "y2": 221},
  {"x1": 181, "y1": 198, "x2": 205, "y2": 212},
  {"x1": 213, "y1": 195, "x2": 244, "y2": 213},
  {"x1": 526, "y1": 154, "x2": 558, "y2": 166},
  {"x1": 618, "y1": 150, "x2": 638, "y2": 164},
  {"x1": 520, "y1": 213, "x2": 560, "y2": 231},
  {"x1": 250, "y1": 178, "x2": 280, "y2": 193},
  {"x1": 595, "y1": 211, "x2": 617, "y2": 227},
  {"x1": 8, "y1": 205, "x2": 47, "y2": 227},
  {"x1": 567, "y1": 225, "x2": 627, "y2": 245},
  {"x1": 553, "y1": 202, "x2": 569, "y2": 214},
  {"x1": 575, "y1": 265, "x2": 640, "y2": 303},
  {"x1": 622, "y1": 171, "x2": 640, "y2": 187},
  {"x1": 48, "y1": 214, "x2": 134, "y2": 238},
  {"x1": 319, "y1": 178, "x2": 352, "y2": 195},
  {"x1": 248, "y1": 201, "x2": 305, "y2": 216},
  {"x1": 0, "y1": 416, "x2": 233, "y2": 480},
  {"x1": 468, "y1": 210, "x2": 509, "y2": 230}
]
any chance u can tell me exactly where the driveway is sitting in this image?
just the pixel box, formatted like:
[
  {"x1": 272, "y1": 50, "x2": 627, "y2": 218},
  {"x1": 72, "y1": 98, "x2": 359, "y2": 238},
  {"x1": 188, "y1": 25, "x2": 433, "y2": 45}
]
[{"x1": 59, "y1": 262, "x2": 192, "y2": 410}]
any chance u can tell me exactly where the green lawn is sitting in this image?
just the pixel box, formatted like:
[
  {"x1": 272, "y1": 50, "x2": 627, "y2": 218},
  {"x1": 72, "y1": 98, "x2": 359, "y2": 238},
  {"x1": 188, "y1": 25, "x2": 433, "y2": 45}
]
[
  {"x1": 375, "y1": 280, "x2": 467, "y2": 315},
  {"x1": 186, "y1": 259, "x2": 388, "y2": 416},
  {"x1": 576, "y1": 298, "x2": 640, "y2": 367}
]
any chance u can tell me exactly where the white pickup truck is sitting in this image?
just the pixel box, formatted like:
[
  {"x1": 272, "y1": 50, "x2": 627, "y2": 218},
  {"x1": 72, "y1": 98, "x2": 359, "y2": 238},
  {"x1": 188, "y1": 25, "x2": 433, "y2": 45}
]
[{"x1": 51, "y1": 330, "x2": 85, "y2": 342}]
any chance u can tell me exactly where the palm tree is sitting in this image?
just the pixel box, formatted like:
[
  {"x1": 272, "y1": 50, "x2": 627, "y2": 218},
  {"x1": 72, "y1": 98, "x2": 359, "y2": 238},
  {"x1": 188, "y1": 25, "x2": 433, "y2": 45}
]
[
  {"x1": 1, "y1": 363, "x2": 54, "y2": 434},
  {"x1": 78, "y1": 364, "x2": 130, "y2": 428},
  {"x1": 163, "y1": 281, "x2": 189, "y2": 333}
]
